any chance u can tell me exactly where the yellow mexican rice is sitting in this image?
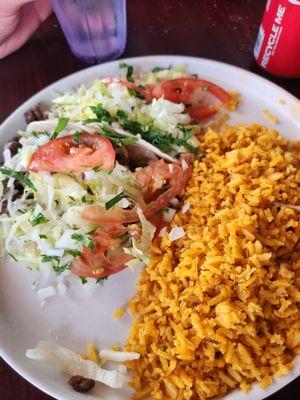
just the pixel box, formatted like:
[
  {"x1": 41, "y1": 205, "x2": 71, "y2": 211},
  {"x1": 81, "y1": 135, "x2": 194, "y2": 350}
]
[{"x1": 125, "y1": 124, "x2": 300, "y2": 400}]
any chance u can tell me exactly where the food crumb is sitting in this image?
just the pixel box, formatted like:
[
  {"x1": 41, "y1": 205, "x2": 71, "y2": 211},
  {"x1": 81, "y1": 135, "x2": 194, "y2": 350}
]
[
  {"x1": 111, "y1": 344, "x2": 121, "y2": 351},
  {"x1": 262, "y1": 109, "x2": 278, "y2": 124},
  {"x1": 113, "y1": 308, "x2": 125, "y2": 319},
  {"x1": 279, "y1": 98, "x2": 286, "y2": 105},
  {"x1": 68, "y1": 375, "x2": 95, "y2": 393},
  {"x1": 87, "y1": 343, "x2": 100, "y2": 364},
  {"x1": 226, "y1": 92, "x2": 241, "y2": 111},
  {"x1": 260, "y1": 375, "x2": 273, "y2": 388},
  {"x1": 210, "y1": 113, "x2": 230, "y2": 130},
  {"x1": 240, "y1": 381, "x2": 251, "y2": 393},
  {"x1": 80, "y1": 354, "x2": 88, "y2": 360}
]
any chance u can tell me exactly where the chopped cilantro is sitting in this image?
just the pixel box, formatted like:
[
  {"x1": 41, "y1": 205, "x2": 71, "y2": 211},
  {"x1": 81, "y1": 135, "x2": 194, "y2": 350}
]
[
  {"x1": 66, "y1": 249, "x2": 82, "y2": 256},
  {"x1": 128, "y1": 88, "x2": 145, "y2": 100},
  {"x1": 81, "y1": 195, "x2": 94, "y2": 204},
  {"x1": 79, "y1": 163, "x2": 103, "y2": 171},
  {"x1": 85, "y1": 104, "x2": 203, "y2": 156},
  {"x1": 105, "y1": 192, "x2": 125, "y2": 210},
  {"x1": 8, "y1": 252, "x2": 18, "y2": 262},
  {"x1": 191, "y1": 73, "x2": 198, "y2": 78},
  {"x1": 151, "y1": 66, "x2": 171, "y2": 73},
  {"x1": 82, "y1": 118, "x2": 98, "y2": 125},
  {"x1": 73, "y1": 130, "x2": 80, "y2": 144},
  {"x1": 141, "y1": 128, "x2": 174, "y2": 153},
  {"x1": 157, "y1": 209, "x2": 169, "y2": 215},
  {"x1": 96, "y1": 276, "x2": 108, "y2": 283},
  {"x1": 175, "y1": 124, "x2": 204, "y2": 157},
  {"x1": 71, "y1": 233, "x2": 94, "y2": 249},
  {"x1": 39, "y1": 234, "x2": 47, "y2": 239},
  {"x1": 31, "y1": 131, "x2": 43, "y2": 137},
  {"x1": 177, "y1": 124, "x2": 193, "y2": 140},
  {"x1": 162, "y1": 344, "x2": 168, "y2": 351},
  {"x1": 119, "y1": 62, "x2": 134, "y2": 82},
  {"x1": 30, "y1": 213, "x2": 48, "y2": 227},
  {"x1": 116, "y1": 110, "x2": 128, "y2": 119},
  {"x1": 115, "y1": 111, "x2": 142, "y2": 134},
  {"x1": 80, "y1": 276, "x2": 88, "y2": 284},
  {"x1": 51, "y1": 117, "x2": 69, "y2": 140},
  {"x1": 98, "y1": 126, "x2": 138, "y2": 147},
  {"x1": 88, "y1": 104, "x2": 117, "y2": 124},
  {"x1": 41, "y1": 255, "x2": 60, "y2": 263},
  {"x1": 0, "y1": 168, "x2": 36, "y2": 192},
  {"x1": 173, "y1": 137, "x2": 204, "y2": 157},
  {"x1": 41, "y1": 255, "x2": 71, "y2": 275},
  {"x1": 69, "y1": 196, "x2": 75, "y2": 201},
  {"x1": 53, "y1": 263, "x2": 71, "y2": 275},
  {"x1": 115, "y1": 112, "x2": 201, "y2": 154},
  {"x1": 93, "y1": 163, "x2": 103, "y2": 172}
]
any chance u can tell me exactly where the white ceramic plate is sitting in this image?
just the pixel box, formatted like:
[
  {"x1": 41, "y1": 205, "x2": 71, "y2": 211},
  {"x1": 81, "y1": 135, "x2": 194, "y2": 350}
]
[{"x1": 0, "y1": 56, "x2": 299, "y2": 400}]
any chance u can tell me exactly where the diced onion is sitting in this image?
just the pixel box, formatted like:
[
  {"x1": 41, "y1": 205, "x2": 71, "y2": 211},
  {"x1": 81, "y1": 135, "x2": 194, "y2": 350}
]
[
  {"x1": 37, "y1": 286, "x2": 57, "y2": 301},
  {"x1": 163, "y1": 208, "x2": 176, "y2": 222},
  {"x1": 169, "y1": 226, "x2": 186, "y2": 241},
  {"x1": 181, "y1": 201, "x2": 190, "y2": 214},
  {"x1": 99, "y1": 349, "x2": 140, "y2": 362},
  {"x1": 159, "y1": 227, "x2": 167, "y2": 237},
  {"x1": 275, "y1": 202, "x2": 300, "y2": 211}
]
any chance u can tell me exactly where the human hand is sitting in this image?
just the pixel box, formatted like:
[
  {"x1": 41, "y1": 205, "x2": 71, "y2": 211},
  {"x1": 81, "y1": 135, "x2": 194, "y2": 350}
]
[{"x1": 0, "y1": 0, "x2": 52, "y2": 59}]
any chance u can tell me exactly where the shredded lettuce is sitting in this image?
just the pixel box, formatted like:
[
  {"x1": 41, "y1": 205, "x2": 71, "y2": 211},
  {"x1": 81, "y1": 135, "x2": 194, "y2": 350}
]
[
  {"x1": 124, "y1": 209, "x2": 156, "y2": 269},
  {"x1": 0, "y1": 160, "x2": 141, "y2": 273},
  {"x1": 0, "y1": 66, "x2": 201, "y2": 287},
  {"x1": 141, "y1": 98, "x2": 191, "y2": 132}
]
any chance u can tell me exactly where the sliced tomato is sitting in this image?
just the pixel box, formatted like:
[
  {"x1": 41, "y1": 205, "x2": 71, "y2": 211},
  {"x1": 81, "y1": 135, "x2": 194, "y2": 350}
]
[
  {"x1": 178, "y1": 153, "x2": 194, "y2": 188},
  {"x1": 82, "y1": 154, "x2": 193, "y2": 224},
  {"x1": 188, "y1": 104, "x2": 217, "y2": 121},
  {"x1": 101, "y1": 77, "x2": 154, "y2": 102},
  {"x1": 71, "y1": 224, "x2": 133, "y2": 278},
  {"x1": 28, "y1": 133, "x2": 115, "y2": 173},
  {"x1": 151, "y1": 78, "x2": 231, "y2": 122},
  {"x1": 82, "y1": 206, "x2": 138, "y2": 224},
  {"x1": 119, "y1": 80, "x2": 154, "y2": 102},
  {"x1": 148, "y1": 213, "x2": 164, "y2": 239},
  {"x1": 135, "y1": 159, "x2": 171, "y2": 202}
]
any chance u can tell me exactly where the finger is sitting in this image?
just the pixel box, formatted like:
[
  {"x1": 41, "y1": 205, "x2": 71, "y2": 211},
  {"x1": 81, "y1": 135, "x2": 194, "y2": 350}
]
[
  {"x1": 0, "y1": 0, "x2": 37, "y2": 15},
  {"x1": 35, "y1": 0, "x2": 52, "y2": 21},
  {"x1": 0, "y1": 1, "x2": 52, "y2": 59}
]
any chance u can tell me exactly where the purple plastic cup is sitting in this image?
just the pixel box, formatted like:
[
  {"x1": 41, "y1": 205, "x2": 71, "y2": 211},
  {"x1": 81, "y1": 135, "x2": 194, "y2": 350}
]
[{"x1": 51, "y1": 0, "x2": 127, "y2": 64}]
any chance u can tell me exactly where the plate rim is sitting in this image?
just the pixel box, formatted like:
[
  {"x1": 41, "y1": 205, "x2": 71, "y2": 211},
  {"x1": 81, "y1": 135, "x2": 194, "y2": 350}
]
[{"x1": 0, "y1": 54, "x2": 299, "y2": 400}]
